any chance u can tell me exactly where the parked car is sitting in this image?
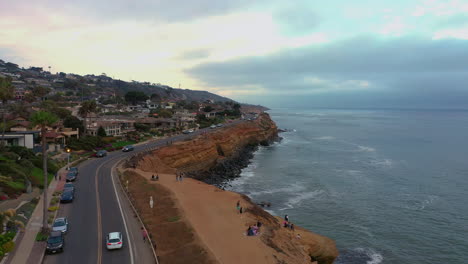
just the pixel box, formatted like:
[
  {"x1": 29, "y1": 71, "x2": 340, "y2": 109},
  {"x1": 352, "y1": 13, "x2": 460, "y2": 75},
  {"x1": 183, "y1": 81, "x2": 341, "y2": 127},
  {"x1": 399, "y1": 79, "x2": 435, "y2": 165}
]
[
  {"x1": 188, "y1": 129, "x2": 194, "y2": 133},
  {"x1": 122, "y1": 145, "x2": 134, "y2": 152},
  {"x1": 60, "y1": 190, "x2": 74, "y2": 203},
  {"x1": 63, "y1": 183, "x2": 75, "y2": 192},
  {"x1": 106, "y1": 232, "x2": 123, "y2": 250},
  {"x1": 52, "y1": 217, "x2": 69, "y2": 233},
  {"x1": 96, "y1": 150, "x2": 107, "y2": 157},
  {"x1": 216, "y1": 123, "x2": 223, "y2": 127},
  {"x1": 68, "y1": 167, "x2": 78, "y2": 175},
  {"x1": 46, "y1": 231, "x2": 64, "y2": 254},
  {"x1": 209, "y1": 124, "x2": 216, "y2": 129},
  {"x1": 65, "y1": 172, "x2": 77, "y2": 182},
  {"x1": 182, "y1": 130, "x2": 190, "y2": 134}
]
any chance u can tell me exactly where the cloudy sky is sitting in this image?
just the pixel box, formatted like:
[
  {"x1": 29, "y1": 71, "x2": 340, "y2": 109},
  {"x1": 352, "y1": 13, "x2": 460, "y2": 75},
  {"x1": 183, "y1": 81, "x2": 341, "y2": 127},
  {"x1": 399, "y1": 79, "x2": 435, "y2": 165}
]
[{"x1": 1, "y1": 0, "x2": 468, "y2": 108}]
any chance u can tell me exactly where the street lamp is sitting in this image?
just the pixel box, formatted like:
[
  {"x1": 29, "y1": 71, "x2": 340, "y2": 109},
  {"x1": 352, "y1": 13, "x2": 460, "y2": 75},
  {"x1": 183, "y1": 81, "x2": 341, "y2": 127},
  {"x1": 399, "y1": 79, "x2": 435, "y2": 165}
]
[{"x1": 65, "y1": 147, "x2": 71, "y2": 170}]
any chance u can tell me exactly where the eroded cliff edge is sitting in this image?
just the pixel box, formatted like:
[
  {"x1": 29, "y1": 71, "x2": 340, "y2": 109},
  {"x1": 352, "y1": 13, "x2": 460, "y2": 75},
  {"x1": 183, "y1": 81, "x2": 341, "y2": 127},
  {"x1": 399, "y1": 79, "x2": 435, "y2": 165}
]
[{"x1": 130, "y1": 113, "x2": 339, "y2": 263}]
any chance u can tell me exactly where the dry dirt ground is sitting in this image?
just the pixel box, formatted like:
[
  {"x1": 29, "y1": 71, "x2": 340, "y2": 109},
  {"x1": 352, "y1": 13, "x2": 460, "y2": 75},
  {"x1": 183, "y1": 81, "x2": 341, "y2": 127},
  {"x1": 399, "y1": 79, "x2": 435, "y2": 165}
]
[{"x1": 120, "y1": 168, "x2": 336, "y2": 264}]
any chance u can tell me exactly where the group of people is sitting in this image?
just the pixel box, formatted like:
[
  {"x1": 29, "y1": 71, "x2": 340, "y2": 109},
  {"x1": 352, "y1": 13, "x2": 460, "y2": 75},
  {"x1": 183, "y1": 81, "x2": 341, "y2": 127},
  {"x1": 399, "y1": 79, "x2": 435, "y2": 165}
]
[
  {"x1": 151, "y1": 174, "x2": 159, "y2": 181},
  {"x1": 236, "y1": 200, "x2": 243, "y2": 214},
  {"x1": 246, "y1": 221, "x2": 262, "y2": 236},
  {"x1": 176, "y1": 172, "x2": 184, "y2": 182},
  {"x1": 283, "y1": 214, "x2": 295, "y2": 231}
]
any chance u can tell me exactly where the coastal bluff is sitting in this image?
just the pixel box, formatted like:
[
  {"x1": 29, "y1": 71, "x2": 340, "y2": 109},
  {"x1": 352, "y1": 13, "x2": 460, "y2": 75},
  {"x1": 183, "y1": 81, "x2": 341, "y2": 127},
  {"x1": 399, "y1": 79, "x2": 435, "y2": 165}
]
[{"x1": 128, "y1": 113, "x2": 339, "y2": 264}]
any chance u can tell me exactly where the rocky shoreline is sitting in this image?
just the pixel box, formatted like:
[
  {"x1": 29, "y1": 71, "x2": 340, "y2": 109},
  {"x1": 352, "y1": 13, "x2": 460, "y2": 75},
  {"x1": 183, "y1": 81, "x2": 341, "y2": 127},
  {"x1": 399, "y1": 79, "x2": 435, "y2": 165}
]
[{"x1": 131, "y1": 113, "x2": 339, "y2": 263}]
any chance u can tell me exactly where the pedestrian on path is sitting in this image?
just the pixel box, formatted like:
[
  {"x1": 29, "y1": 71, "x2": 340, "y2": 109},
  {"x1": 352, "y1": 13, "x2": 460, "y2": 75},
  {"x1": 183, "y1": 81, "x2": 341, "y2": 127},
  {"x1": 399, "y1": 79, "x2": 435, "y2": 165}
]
[
  {"x1": 142, "y1": 227, "x2": 148, "y2": 242},
  {"x1": 240, "y1": 207, "x2": 243, "y2": 214},
  {"x1": 54, "y1": 173, "x2": 57, "y2": 180},
  {"x1": 180, "y1": 174, "x2": 183, "y2": 182}
]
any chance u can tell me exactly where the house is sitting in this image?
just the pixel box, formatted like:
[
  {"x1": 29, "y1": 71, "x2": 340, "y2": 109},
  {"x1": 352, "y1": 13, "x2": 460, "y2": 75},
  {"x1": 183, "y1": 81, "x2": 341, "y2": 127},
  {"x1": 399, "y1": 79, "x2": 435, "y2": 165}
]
[
  {"x1": 0, "y1": 131, "x2": 40, "y2": 149},
  {"x1": 86, "y1": 118, "x2": 135, "y2": 136},
  {"x1": 14, "y1": 87, "x2": 28, "y2": 100},
  {"x1": 135, "y1": 117, "x2": 176, "y2": 130},
  {"x1": 145, "y1": 100, "x2": 159, "y2": 110}
]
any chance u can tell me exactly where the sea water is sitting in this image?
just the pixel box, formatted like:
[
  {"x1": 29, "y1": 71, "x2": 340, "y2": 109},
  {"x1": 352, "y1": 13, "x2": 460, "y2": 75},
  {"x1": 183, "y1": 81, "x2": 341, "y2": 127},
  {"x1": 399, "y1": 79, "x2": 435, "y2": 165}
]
[{"x1": 227, "y1": 108, "x2": 468, "y2": 264}]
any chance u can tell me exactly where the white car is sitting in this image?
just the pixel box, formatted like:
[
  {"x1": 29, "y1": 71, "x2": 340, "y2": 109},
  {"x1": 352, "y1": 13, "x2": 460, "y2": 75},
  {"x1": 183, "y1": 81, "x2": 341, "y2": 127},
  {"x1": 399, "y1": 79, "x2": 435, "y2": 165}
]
[
  {"x1": 188, "y1": 129, "x2": 194, "y2": 133},
  {"x1": 52, "y1": 217, "x2": 68, "y2": 233},
  {"x1": 209, "y1": 124, "x2": 216, "y2": 129},
  {"x1": 106, "y1": 232, "x2": 123, "y2": 250}
]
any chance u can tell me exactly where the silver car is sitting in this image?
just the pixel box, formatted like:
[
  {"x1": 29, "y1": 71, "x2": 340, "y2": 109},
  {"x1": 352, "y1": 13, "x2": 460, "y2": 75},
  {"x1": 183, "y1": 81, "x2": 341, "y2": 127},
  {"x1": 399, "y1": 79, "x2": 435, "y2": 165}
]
[{"x1": 52, "y1": 217, "x2": 68, "y2": 233}]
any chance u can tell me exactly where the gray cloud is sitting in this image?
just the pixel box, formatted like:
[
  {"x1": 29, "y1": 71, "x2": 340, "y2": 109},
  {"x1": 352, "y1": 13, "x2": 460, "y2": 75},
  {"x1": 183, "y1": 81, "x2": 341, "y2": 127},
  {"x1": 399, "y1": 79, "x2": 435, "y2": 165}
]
[
  {"x1": 176, "y1": 49, "x2": 211, "y2": 60},
  {"x1": 274, "y1": 4, "x2": 320, "y2": 36},
  {"x1": 3, "y1": 0, "x2": 267, "y2": 23},
  {"x1": 186, "y1": 36, "x2": 468, "y2": 108}
]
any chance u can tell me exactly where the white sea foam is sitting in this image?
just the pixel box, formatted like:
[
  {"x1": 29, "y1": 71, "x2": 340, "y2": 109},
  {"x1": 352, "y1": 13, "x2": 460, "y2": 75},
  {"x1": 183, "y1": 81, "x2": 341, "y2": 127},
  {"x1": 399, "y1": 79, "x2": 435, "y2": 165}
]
[
  {"x1": 247, "y1": 183, "x2": 307, "y2": 197},
  {"x1": 315, "y1": 136, "x2": 335, "y2": 140},
  {"x1": 282, "y1": 190, "x2": 325, "y2": 209},
  {"x1": 354, "y1": 248, "x2": 384, "y2": 264},
  {"x1": 357, "y1": 145, "x2": 376, "y2": 152},
  {"x1": 371, "y1": 158, "x2": 393, "y2": 167}
]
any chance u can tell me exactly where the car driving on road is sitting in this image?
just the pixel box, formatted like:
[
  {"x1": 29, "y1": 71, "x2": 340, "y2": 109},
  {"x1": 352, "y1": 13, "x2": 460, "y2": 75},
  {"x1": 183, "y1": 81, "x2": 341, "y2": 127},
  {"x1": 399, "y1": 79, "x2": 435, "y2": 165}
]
[
  {"x1": 52, "y1": 217, "x2": 69, "y2": 233},
  {"x1": 106, "y1": 232, "x2": 123, "y2": 250},
  {"x1": 122, "y1": 145, "x2": 134, "y2": 152},
  {"x1": 96, "y1": 150, "x2": 107, "y2": 157},
  {"x1": 60, "y1": 189, "x2": 74, "y2": 203},
  {"x1": 46, "y1": 231, "x2": 64, "y2": 254}
]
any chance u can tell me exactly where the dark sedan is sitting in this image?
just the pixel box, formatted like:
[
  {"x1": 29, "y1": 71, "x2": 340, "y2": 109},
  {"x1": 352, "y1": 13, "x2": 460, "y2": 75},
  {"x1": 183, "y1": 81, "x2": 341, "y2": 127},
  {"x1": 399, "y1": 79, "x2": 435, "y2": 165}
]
[
  {"x1": 46, "y1": 231, "x2": 64, "y2": 254},
  {"x1": 65, "y1": 172, "x2": 77, "y2": 182},
  {"x1": 68, "y1": 167, "x2": 78, "y2": 175},
  {"x1": 122, "y1": 145, "x2": 134, "y2": 152},
  {"x1": 60, "y1": 190, "x2": 74, "y2": 203},
  {"x1": 96, "y1": 150, "x2": 107, "y2": 157}
]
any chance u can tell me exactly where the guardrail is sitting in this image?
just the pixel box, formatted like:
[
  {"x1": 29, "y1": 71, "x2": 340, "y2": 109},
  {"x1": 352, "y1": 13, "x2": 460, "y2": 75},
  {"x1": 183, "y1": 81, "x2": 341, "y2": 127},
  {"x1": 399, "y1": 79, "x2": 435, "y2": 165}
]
[{"x1": 113, "y1": 159, "x2": 160, "y2": 264}]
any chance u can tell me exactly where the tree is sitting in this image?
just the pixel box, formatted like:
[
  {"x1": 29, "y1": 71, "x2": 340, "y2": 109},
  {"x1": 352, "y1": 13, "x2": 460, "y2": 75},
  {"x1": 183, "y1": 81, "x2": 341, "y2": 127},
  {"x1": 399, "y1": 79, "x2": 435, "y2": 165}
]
[
  {"x1": 78, "y1": 100, "x2": 97, "y2": 135},
  {"x1": 30, "y1": 111, "x2": 59, "y2": 234},
  {"x1": 0, "y1": 77, "x2": 15, "y2": 147},
  {"x1": 203, "y1": 105, "x2": 213, "y2": 112},
  {"x1": 63, "y1": 115, "x2": 84, "y2": 133},
  {"x1": 124, "y1": 91, "x2": 148, "y2": 105},
  {"x1": 97, "y1": 126, "x2": 107, "y2": 137},
  {"x1": 39, "y1": 101, "x2": 71, "y2": 119},
  {"x1": 8, "y1": 102, "x2": 31, "y2": 119},
  {"x1": 150, "y1": 93, "x2": 161, "y2": 103}
]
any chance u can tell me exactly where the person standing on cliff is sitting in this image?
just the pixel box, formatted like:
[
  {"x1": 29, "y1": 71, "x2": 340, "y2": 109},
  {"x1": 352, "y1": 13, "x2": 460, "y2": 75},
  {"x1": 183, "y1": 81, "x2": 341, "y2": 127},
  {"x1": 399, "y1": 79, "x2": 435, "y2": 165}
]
[{"x1": 285, "y1": 214, "x2": 289, "y2": 222}]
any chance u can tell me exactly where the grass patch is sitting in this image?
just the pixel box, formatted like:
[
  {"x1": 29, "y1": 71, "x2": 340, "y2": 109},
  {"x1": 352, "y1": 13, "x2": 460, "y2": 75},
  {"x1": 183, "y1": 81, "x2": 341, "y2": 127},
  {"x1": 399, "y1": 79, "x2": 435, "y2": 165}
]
[
  {"x1": 5, "y1": 181, "x2": 25, "y2": 190},
  {"x1": 35, "y1": 232, "x2": 48, "y2": 241},
  {"x1": 11, "y1": 202, "x2": 37, "y2": 225},
  {"x1": 112, "y1": 141, "x2": 136, "y2": 148},
  {"x1": 31, "y1": 168, "x2": 54, "y2": 188},
  {"x1": 167, "y1": 216, "x2": 180, "y2": 222}
]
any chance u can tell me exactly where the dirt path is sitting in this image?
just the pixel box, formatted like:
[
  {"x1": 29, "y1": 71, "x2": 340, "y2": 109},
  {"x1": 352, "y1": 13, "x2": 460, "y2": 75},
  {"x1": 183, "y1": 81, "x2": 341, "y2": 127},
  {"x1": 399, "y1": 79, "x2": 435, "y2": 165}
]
[{"x1": 134, "y1": 169, "x2": 278, "y2": 264}]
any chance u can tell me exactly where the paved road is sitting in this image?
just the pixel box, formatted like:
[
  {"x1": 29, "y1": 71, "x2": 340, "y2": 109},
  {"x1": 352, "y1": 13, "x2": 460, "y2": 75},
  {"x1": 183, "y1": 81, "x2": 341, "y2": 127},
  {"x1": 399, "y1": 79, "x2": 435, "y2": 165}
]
[{"x1": 42, "y1": 126, "x2": 223, "y2": 264}]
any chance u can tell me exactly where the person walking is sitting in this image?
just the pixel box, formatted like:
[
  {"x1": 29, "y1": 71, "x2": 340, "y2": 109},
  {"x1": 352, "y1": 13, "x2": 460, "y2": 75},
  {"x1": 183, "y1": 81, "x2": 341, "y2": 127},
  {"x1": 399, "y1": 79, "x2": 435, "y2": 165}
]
[
  {"x1": 240, "y1": 207, "x2": 243, "y2": 214},
  {"x1": 142, "y1": 227, "x2": 148, "y2": 242},
  {"x1": 236, "y1": 202, "x2": 240, "y2": 213},
  {"x1": 180, "y1": 174, "x2": 183, "y2": 182},
  {"x1": 176, "y1": 173, "x2": 179, "y2": 182}
]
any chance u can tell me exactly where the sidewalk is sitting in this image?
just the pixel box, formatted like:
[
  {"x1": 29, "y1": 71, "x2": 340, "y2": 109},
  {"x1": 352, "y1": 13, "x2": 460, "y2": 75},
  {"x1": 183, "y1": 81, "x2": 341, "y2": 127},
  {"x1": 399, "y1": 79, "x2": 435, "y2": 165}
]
[{"x1": 6, "y1": 167, "x2": 68, "y2": 264}]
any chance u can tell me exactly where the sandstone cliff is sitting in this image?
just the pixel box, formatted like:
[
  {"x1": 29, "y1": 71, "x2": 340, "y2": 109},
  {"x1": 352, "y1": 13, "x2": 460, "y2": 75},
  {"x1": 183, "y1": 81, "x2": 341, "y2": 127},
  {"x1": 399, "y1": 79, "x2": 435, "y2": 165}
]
[{"x1": 133, "y1": 113, "x2": 339, "y2": 263}]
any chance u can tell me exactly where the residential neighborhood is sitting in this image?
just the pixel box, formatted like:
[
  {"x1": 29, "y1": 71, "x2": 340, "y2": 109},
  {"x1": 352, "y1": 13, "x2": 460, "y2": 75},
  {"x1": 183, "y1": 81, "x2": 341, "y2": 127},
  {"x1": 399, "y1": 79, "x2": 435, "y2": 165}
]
[{"x1": 0, "y1": 58, "x2": 244, "y2": 154}]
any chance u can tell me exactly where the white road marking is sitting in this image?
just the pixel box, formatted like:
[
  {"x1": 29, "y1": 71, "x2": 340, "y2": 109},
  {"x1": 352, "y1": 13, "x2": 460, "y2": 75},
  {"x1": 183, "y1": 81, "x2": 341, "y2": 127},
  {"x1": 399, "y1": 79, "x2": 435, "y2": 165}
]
[{"x1": 110, "y1": 160, "x2": 135, "y2": 264}]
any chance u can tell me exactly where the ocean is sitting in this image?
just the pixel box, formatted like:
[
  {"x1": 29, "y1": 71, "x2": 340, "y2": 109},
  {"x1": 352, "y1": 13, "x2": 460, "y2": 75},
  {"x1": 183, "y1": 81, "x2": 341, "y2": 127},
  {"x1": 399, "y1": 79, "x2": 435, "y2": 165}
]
[{"x1": 226, "y1": 108, "x2": 468, "y2": 264}]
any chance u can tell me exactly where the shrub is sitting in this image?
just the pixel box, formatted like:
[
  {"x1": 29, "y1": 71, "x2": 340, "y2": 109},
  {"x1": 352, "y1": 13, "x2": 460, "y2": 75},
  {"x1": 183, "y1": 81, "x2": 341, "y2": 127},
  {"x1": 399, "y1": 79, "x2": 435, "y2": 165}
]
[
  {"x1": 2, "y1": 241, "x2": 15, "y2": 253},
  {"x1": 35, "y1": 232, "x2": 48, "y2": 241},
  {"x1": 48, "y1": 206, "x2": 58, "y2": 212},
  {"x1": 3, "y1": 209, "x2": 16, "y2": 218},
  {"x1": 167, "y1": 216, "x2": 180, "y2": 222},
  {"x1": 50, "y1": 197, "x2": 59, "y2": 205}
]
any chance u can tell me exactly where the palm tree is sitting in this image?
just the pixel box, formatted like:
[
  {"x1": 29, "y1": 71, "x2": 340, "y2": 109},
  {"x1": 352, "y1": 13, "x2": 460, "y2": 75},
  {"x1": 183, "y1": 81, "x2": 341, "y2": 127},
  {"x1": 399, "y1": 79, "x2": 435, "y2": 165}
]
[
  {"x1": 30, "y1": 111, "x2": 59, "y2": 233},
  {"x1": 0, "y1": 77, "x2": 15, "y2": 147},
  {"x1": 78, "y1": 100, "x2": 97, "y2": 135}
]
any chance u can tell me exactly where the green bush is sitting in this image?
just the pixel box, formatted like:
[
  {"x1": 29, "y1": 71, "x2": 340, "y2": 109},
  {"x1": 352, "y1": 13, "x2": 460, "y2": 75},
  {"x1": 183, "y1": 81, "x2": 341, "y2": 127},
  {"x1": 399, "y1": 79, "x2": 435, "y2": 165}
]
[
  {"x1": 35, "y1": 232, "x2": 48, "y2": 241},
  {"x1": 6, "y1": 181, "x2": 25, "y2": 191},
  {"x1": 48, "y1": 206, "x2": 58, "y2": 212},
  {"x1": 2, "y1": 241, "x2": 15, "y2": 253}
]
